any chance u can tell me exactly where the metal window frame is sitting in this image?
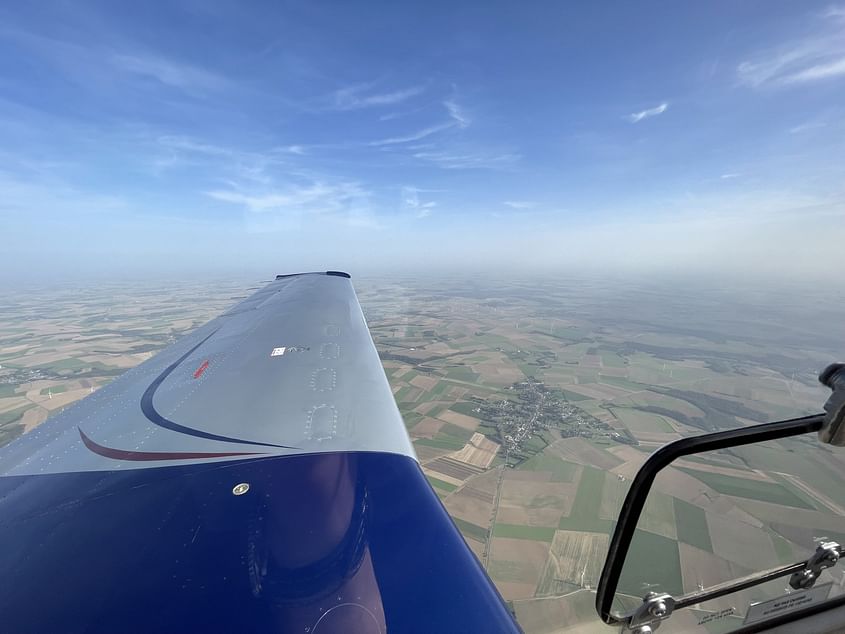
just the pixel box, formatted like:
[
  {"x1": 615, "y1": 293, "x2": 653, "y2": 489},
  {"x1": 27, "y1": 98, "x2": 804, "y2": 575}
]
[{"x1": 595, "y1": 413, "x2": 826, "y2": 625}]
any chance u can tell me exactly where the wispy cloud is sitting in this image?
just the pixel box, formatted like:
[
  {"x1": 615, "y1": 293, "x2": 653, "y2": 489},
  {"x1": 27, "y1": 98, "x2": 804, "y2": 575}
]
[
  {"x1": 823, "y1": 5, "x2": 845, "y2": 20},
  {"x1": 737, "y1": 11, "x2": 845, "y2": 88},
  {"x1": 503, "y1": 200, "x2": 536, "y2": 209},
  {"x1": 413, "y1": 149, "x2": 521, "y2": 170},
  {"x1": 372, "y1": 100, "x2": 469, "y2": 145},
  {"x1": 627, "y1": 103, "x2": 668, "y2": 123},
  {"x1": 720, "y1": 173, "x2": 740, "y2": 179},
  {"x1": 369, "y1": 121, "x2": 455, "y2": 146},
  {"x1": 400, "y1": 186, "x2": 437, "y2": 218},
  {"x1": 207, "y1": 181, "x2": 364, "y2": 212},
  {"x1": 789, "y1": 120, "x2": 828, "y2": 134},
  {"x1": 782, "y1": 57, "x2": 845, "y2": 83},
  {"x1": 274, "y1": 144, "x2": 306, "y2": 155},
  {"x1": 111, "y1": 53, "x2": 228, "y2": 92},
  {"x1": 333, "y1": 82, "x2": 425, "y2": 110},
  {"x1": 739, "y1": 45, "x2": 845, "y2": 87},
  {"x1": 443, "y1": 100, "x2": 471, "y2": 128},
  {"x1": 206, "y1": 179, "x2": 378, "y2": 229},
  {"x1": 157, "y1": 135, "x2": 233, "y2": 156}
]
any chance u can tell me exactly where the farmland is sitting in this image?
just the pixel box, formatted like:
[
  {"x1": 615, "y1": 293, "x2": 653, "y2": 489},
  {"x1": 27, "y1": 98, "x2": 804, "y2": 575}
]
[{"x1": 2, "y1": 275, "x2": 844, "y2": 632}]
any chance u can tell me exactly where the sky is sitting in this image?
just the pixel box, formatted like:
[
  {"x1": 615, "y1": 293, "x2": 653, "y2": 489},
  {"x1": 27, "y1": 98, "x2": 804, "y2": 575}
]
[{"x1": 1, "y1": 1, "x2": 844, "y2": 283}]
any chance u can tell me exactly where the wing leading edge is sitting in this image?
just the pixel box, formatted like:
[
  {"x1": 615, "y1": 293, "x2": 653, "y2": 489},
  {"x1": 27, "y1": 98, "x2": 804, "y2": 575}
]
[{"x1": 0, "y1": 272, "x2": 520, "y2": 633}]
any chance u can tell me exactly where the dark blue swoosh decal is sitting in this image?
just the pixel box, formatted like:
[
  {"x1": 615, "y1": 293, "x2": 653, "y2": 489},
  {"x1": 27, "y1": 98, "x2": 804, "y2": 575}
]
[
  {"x1": 78, "y1": 427, "x2": 265, "y2": 461},
  {"x1": 141, "y1": 329, "x2": 297, "y2": 449}
]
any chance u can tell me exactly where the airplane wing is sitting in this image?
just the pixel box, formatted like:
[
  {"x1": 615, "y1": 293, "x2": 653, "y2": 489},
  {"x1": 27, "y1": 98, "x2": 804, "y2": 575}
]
[{"x1": 0, "y1": 272, "x2": 519, "y2": 633}]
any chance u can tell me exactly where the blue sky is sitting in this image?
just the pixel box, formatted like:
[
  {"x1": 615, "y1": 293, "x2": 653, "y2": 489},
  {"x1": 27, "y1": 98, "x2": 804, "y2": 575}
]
[{"x1": 1, "y1": 1, "x2": 844, "y2": 282}]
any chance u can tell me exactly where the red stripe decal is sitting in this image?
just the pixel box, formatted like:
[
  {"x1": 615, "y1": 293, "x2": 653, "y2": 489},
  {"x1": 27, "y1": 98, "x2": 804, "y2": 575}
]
[
  {"x1": 78, "y1": 428, "x2": 263, "y2": 462},
  {"x1": 193, "y1": 360, "x2": 210, "y2": 379}
]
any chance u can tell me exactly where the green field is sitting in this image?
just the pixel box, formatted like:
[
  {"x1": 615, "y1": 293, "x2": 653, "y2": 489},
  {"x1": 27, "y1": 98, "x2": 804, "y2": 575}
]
[
  {"x1": 677, "y1": 468, "x2": 814, "y2": 509},
  {"x1": 0, "y1": 405, "x2": 31, "y2": 445},
  {"x1": 674, "y1": 498, "x2": 713, "y2": 552},
  {"x1": 639, "y1": 491, "x2": 676, "y2": 538},
  {"x1": 560, "y1": 389, "x2": 594, "y2": 402},
  {"x1": 598, "y1": 375, "x2": 648, "y2": 391},
  {"x1": 494, "y1": 524, "x2": 556, "y2": 542},
  {"x1": 427, "y1": 475, "x2": 458, "y2": 492},
  {"x1": 771, "y1": 473, "x2": 828, "y2": 512},
  {"x1": 0, "y1": 384, "x2": 19, "y2": 398},
  {"x1": 413, "y1": 436, "x2": 465, "y2": 451},
  {"x1": 39, "y1": 385, "x2": 68, "y2": 396},
  {"x1": 732, "y1": 441, "x2": 845, "y2": 509},
  {"x1": 611, "y1": 407, "x2": 674, "y2": 433},
  {"x1": 449, "y1": 401, "x2": 483, "y2": 416},
  {"x1": 598, "y1": 350, "x2": 627, "y2": 368},
  {"x1": 39, "y1": 358, "x2": 88, "y2": 371},
  {"x1": 617, "y1": 529, "x2": 683, "y2": 597},
  {"x1": 0, "y1": 405, "x2": 31, "y2": 426},
  {"x1": 558, "y1": 466, "x2": 612, "y2": 533},
  {"x1": 446, "y1": 366, "x2": 479, "y2": 382},
  {"x1": 453, "y1": 517, "x2": 488, "y2": 542},
  {"x1": 518, "y1": 452, "x2": 578, "y2": 482},
  {"x1": 768, "y1": 530, "x2": 795, "y2": 565}
]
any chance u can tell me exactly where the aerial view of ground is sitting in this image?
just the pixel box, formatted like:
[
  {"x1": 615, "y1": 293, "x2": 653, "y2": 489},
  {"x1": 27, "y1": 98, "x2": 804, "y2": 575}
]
[{"x1": 1, "y1": 275, "x2": 843, "y2": 633}]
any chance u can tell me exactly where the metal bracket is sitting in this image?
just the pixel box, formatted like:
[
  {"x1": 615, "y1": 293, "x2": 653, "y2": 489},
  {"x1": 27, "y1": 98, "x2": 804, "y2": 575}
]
[
  {"x1": 626, "y1": 592, "x2": 675, "y2": 633},
  {"x1": 789, "y1": 542, "x2": 841, "y2": 590},
  {"x1": 819, "y1": 364, "x2": 845, "y2": 446}
]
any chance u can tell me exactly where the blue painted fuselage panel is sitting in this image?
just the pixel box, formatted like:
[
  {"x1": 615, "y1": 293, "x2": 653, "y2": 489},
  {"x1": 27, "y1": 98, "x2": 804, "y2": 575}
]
[{"x1": 0, "y1": 452, "x2": 519, "y2": 633}]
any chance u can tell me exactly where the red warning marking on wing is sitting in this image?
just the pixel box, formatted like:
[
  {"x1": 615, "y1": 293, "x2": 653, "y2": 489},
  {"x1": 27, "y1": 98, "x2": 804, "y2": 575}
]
[{"x1": 193, "y1": 360, "x2": 210, "y2": 379}]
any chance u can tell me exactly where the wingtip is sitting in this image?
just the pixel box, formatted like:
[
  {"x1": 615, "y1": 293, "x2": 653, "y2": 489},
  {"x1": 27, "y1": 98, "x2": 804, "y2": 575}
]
[{"x1": 274, "y1": 271, "x2": 351, "y2": 280}]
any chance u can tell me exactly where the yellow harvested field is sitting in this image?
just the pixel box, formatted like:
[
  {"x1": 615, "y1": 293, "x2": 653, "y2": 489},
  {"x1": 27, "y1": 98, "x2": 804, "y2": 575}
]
[
  {"x1": 779, "y1": 473, "x2": 845, "y2": 516},
  {"x1": 495, "y1": 581, "x2": 538, "y2": 602},
  {"x1": 721, "y1": 498, "x2": 845, "y2": 533},
  {"x1": 437, "y1": 409, "x2": 480, "y2": 430},
  {"x1": 0, "y1": 344, "x2": 29, "y2": 354},
  {"x1": 498, "y1": 479, "x2": 575, "y2": 527},
  {"x1": 421, "y1": 466, "x2": 462, "y2": 487},
  {"x1": 79, "y1": 354, "x2": 139, "y2": 368},
  {"x1": 392, "y1": 367, "x2": 412, "y2": 379},
  {"x1": 40, "y1": 388, "x2": 93, "y2": 411},
  {"x1": 635, "y1": 431, "x2": 682, "y2": 444},
  {"x1": 409, "y1": 374, "x2": 439, "y2": 391},
  {"x1": 650, "y1": 467, "x2": 719, "y2": 505},
  {"x1": 466, "y1": 538, "x2": 485, "y2": 560},
  {"x1": 536, "y1": 530, "x2": 609, "y2": 593},
  {"x1": 413, "y1": 400, "x2": 447, "y2": 415},
  {"x1": 490, "y1": 537, "x2": 551, "y2": 599},
  {"x1": 548, "y1": 438, "x2": 622, "y2": 470},
  {"x1": 580, "y1": 355, "x2": 602, "y2": 367},
  {"x1": 0, "y1": 397, "x2": 29, "y2": 414},
  {"x1": 410, "y1": 416, "x2": 444, "y2": 438},
  {"x1": 607, "y1": 445, "x2": 648, "y2": 462},
  {"x1": 512, "y1": 593, "x2": 595, "y2": 634},
  {"x1": 444, "y1": 488, "x2": 494, "y2": 528},
  {"x1": 450, "y1": 432, "x2": 499, "y2": 468},
  {"x1": 672, "y1": 458, "x2": 775, "y2": 482},
  {"x1": 474, "y1": 363, "x2": 523, "y2": 383},
  {"x1": 15, "y1": 351, "x2": 81, "y2": 367},
  {"x1": 506, "y1": 470, "x2": 553, "y2": 482},
  {"x1": 414, "y1": 444, "x2": 452, "y2": 463},
  {"x1": 707, "y1": 512, "x2": 777, "y2": 571},
  {"x1": 562, "y1": 383, "x2": 632, "y2": 401},
  {"x1": 443, "y1": 469, "x2": 501, "y2": 526},
  {"x1": 608, "y1": 445, "x2": 649, "y2": 479},
  {"x1": 21, "y1": 407, "x2": 48, "y2": 432}
]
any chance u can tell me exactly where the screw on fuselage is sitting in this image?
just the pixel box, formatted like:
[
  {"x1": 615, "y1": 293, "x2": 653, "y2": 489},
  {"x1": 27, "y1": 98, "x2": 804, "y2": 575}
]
[{"x1": 650, "y1": 601, "x2": 667, "y2": 618}]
